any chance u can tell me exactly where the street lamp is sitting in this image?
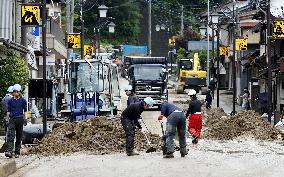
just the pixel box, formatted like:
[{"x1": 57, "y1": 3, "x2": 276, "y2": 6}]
[
  {"x1": 155, "y1": 25, "x2": 161, "y2": 32},
  {"x1": 98, "y1": 5, "x2": 109, "y2": 18},
  {"x1": 94, "y1": 5, "x2": 116, "y2": 53},
  {"x1": 210, "y1": 12, "x2": 222, "y2": 108},
  {"x1": 199, "y1": 24, "x2": 207, "y2": 37},
  {"x1": 108, "y1": 22, "x2": 116, "y2": 33}
]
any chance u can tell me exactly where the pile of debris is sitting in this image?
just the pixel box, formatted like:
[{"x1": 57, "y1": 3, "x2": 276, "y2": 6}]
[
  {"x1": 26, "y1": 117, "x2": 161, "y2": 155},
  {"x1": 204, "y1": 109, "x2": 284, "y2": 140}
]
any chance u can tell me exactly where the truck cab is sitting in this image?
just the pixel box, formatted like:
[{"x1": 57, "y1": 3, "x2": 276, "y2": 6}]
[{"x1": 126, "y1": 57, "x2": 168, "y2": 109}]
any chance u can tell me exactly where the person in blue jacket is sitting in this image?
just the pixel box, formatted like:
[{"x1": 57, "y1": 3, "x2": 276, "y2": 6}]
[
  {"x1": 125, "y1": 85, "x2": 139, "y2": 106},
  {"x1": 158, "y1": 102, "x2": 187, "y2": 158},
  {"x1": 5, "y1": 84, "x2": 27, "y2": 158}
]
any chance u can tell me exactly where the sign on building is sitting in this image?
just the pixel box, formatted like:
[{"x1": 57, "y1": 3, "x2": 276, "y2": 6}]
[
  {"x1": 235, "y1": 38, "x2": 247, "y2": 51},
  {"x1": 21, "y1": 5, "x2": 40, "y2": 26},
  {"x1": 219, "y1": 46, "x2": 229, "y2": 57},
  {"x1": 84, "y1": 45, "x2": 94, "y2": 56},
  {"x1": 273, "y1": 20, "x2": 284, "y2": 38},
  {"x1": 31, "y1": 26, "x2": 40, "y2": 51},
  {"x1": 168, "y1": 36, "x2": 177, "y2": 46},
  {"x1": 67, "y1": 34, "x2": 81, "y2": 49}
]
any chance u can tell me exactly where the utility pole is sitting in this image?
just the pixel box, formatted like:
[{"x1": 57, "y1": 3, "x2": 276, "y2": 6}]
[
  {"x1": 211, "y1": 22, "x2": 215, "y2": 80},
  {"x1": 267, "y1": 0, "x2": 272, "y2": 123},
  {"x1": 42, "y1": 0, "x2": 47, "y2": 134},
  {"x1": 148, "y1": 0, "x2": 152, "y2": 56},
  {"x1": 232, "y1": 1, "x2": 237, "y2": 115},
  {"x1": 216, "y1": 23, "x2": 220, "y2": 107},
  {"x1": 71, "y1": 0, "x2": 74, "y2": 33},
  {"x1": 80, "y1": 0, "x2": 84, "y2": 60},
  {"x1": 207, "y1": 0, "x2": 210, "y2": 86},
  {"x1": 65, "y1": 0, "x2": 74, "y2": 105},
  {"x1": 180, "y1": 5, "x2": 184, "y2": 36}
]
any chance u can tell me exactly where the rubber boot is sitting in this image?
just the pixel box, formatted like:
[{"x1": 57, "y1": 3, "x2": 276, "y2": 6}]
[
  {"x1": 5, "y1": 152, "x2": 13, "y2": 158},
  {"x1": 127, "y1": 151, "x2": 139, "y2": 156},
  {"x1": 163, "y1": 153, "x2": 174, "y2": 158}
]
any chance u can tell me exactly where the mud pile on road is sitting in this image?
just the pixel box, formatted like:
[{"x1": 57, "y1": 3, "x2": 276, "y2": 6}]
[
  {"x1": 204, "y1": 109, "x2": 284, "y2": 140},
  {"x1": 26, "y1": 117, "x2": 161, "y2": 155}
]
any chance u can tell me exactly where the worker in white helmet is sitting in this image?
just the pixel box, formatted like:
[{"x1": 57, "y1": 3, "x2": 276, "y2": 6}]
[
  {"x1": 1, "y1": 86, "x2": 14, "y2": 130},
  {"x1": 121, "y1": 97, "x2": 155, "y2": 156},
  {"x1": 186, "y1": 89, "x2": 202, "y2": 144},
  {"x1": 5, "y1": 84, "x2": 27, "y2": 158},
  {"x1": 124, "y1": 85, "x2": 139, "y2": 106}
]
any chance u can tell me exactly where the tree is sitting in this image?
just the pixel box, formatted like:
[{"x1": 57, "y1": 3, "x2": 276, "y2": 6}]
[
  {"x1": 71, "y1": 0, "x2": 141, "y2": 45},
  {"x1": 0, "y1": 53, "x2": 29, "y2": 123}
]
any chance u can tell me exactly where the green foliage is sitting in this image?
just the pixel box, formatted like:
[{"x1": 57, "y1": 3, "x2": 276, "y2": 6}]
[
  {"x1": 176, "y1": 48, "x2": 186, "y2": 61},
  {"x1": 0, "y1": 53, "x2": 29, "y2": 99},
  {"x1": 0, "y1": 53, "x2": 29, "y2": 125},
  {"x1": 72, "y1": 0, "x2": 141, "y2": 45}
]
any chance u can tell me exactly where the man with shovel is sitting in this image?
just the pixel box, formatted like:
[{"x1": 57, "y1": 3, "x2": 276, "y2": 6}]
[
  {"x1": 121, "y1": 97, "x2": 155, "y2": 156},
  {"x1": 158, "y1": 102, "x2": 187, "y2": 158}
]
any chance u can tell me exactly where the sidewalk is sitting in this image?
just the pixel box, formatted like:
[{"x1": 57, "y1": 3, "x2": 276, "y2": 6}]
[{"x1": 211, "y1": 90, "x2": 242, "y2": 114}]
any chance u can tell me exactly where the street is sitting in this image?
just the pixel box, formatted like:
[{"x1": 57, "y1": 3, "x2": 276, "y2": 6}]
[
  {"x1": 1, "y1": 0, "x2": 284, "y2": 177},
  {"x1": 10, "y1": 141, "x2": 284, "y2": 177},
  {"x1": 8, "y1": 77, "x2": 284, "y2": 177}
]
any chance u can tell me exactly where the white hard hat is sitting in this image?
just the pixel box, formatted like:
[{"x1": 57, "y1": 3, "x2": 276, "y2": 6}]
[
  {"x1": 144, "y1": 97, "x2": 155, "y2": 107},
  {"x1": 13, "y1": 84, "x2": 22, "y2": 92},
  {"x1": 7, "y1": 86, "x2": 14, "y2": 93},
  {"x1": 188, "y1": 89, "x2": 196, "y2": 96},
  {"x1": 125, "y1": 85, "x2": 132, "y2": 91}
]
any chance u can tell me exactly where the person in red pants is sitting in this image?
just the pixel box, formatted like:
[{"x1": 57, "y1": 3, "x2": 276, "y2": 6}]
[{"x1": 186, "y1": 89, "x2": 202, "y2": 144}]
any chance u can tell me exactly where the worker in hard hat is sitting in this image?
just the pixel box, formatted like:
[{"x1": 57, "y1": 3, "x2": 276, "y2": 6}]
[
  {"x1": 5, "y1": 84, "x2": 27, "y2": 158},
  {"x1": 121, "y1": 97, "x2": 155, "y2": 156},
  {"x1": 209, "y1": 78, "x2": 216, "y2": 99},
  {"x1": 186, "y1": 89, "x2": 202, "y2": 144},
  {"x1": 1, "y1": 86, "x2": 14, "y2": 130},
  {"x1": 158, "y1": 102, "x2": 187, "y2": 158},
  {"x1": 125, "y1": 85, "x2": 139, "y2": 106}
]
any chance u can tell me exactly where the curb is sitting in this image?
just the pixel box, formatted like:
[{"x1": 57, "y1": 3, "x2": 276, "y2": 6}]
[{"x1": 0, "y1": 159, "x2": 17, "y2": 177}]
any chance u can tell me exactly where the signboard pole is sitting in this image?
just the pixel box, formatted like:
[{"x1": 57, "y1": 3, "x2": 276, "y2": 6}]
[
  {"x1": 267, "y1": 0, "x2": 272, "y2": 123},
  {"x1": 42, "y1": 0, "x2": 47, "y2": 134},
  {"x1": 216, "y1": 24, "x2": 220, "y2": 107},
  {"x1": 80, "y1": 0, "x2": 84, "y2": 60}
]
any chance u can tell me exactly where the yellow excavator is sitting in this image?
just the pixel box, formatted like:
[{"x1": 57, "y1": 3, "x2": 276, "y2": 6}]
[{"x1": 176, "y1": 53, "x2": 207, "y2": 94}]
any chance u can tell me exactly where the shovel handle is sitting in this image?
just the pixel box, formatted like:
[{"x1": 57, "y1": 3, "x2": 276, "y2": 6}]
[{"x1": 143, "y1": 132, "x2": 152, "y2": 146}]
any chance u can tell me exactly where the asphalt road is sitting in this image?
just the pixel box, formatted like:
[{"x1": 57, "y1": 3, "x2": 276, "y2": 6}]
[{"x1": 9, "y1": 76, "x2": 284, "y2": 177}]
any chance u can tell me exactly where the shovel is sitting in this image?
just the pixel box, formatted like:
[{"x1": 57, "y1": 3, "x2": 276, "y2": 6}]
[
  {"x1": 139, "y1": 118, "x2": 156, "y2": 153},
  {"x1": 143, "y1": 132, "x2": 157, "y2": 153},
  {"x1": 160, "y1": 121, "x2": 167, "y2": 155}
]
